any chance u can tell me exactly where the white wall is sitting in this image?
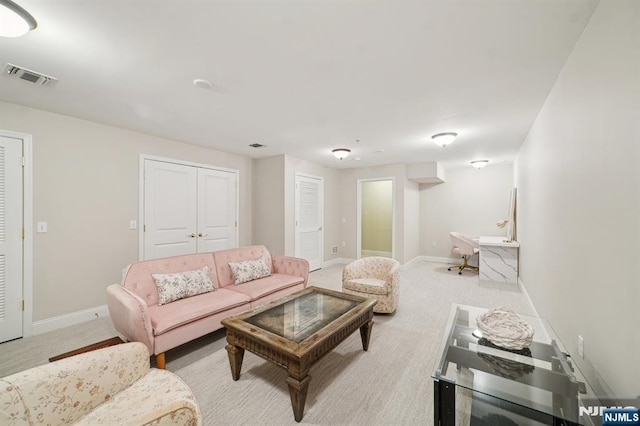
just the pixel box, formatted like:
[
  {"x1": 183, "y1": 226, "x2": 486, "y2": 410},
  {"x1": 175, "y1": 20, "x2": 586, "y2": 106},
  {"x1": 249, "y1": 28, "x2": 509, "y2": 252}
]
[
  {"x1": 403, "y1": 179, "x2": 420, "y2": 263},
  {"x1": 420, "y1": 164, "x2": 514, "y2": 259},
  {"x1": 253, "y1": 156, "x2": 286, "y2": 254},
  {"x1": 0, "y1": 101, "x2": 253, "y2": 322},
  {"x1": 514, "y1": 0, "x2": 640, "y2": 397},
  {"x1": 0, "y1": 107, "x2": 516, "y2": 326}
]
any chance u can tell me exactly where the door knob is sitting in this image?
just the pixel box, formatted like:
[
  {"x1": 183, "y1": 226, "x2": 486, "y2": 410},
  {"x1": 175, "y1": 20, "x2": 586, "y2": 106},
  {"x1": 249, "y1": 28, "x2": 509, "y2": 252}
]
[
  {"x1": 188, "y1": 233, "x2": 196, "y2": 238},
  {"x1": 198, "y1": 232, "x2": 208, "y2": 237},
  {"x1": 318, "y1": 227, "x2": 323, "y2": 231}
]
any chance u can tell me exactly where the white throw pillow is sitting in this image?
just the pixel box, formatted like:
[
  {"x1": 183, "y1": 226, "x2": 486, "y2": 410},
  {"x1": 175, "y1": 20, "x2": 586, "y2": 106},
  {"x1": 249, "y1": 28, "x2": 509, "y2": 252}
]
[
  {"x1": 228, "y1": 258, "x2": 271, "y2": 285},
  {"x1": 152, "y1": 265, "x2": 215, "y2": 305}
]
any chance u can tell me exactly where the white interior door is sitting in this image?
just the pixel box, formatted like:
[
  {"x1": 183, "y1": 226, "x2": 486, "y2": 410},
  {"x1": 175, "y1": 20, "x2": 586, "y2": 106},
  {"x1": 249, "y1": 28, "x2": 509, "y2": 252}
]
[
  {"x1": 197, "y1": 168, "x2": 238, "y2": 252},
  {"x1": 295, "y1": 175, "x2": 323, "y2": 271},
  {"x1": 0, "y1": 136, "x2": 23, "y2": 343},
  {"x1": 144, "y1": 160, "x2": 197, "y2": 259}
]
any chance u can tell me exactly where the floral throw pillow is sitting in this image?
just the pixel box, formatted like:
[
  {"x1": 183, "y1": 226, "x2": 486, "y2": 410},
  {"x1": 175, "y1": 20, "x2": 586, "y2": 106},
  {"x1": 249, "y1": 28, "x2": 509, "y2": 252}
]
[
  {"x1": 152, "y1": 266, "x2": 215, "y2": 305},
  {"x1": 228, "y1": 258, "x2": 271, "y2": 285}
]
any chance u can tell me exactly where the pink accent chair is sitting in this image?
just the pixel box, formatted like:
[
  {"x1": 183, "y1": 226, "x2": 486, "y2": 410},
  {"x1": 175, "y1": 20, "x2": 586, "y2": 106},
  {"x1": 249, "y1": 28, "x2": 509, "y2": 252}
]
[
  {"x1": 447, "y1": 232, "x2": 479, "y2": 275},
  {"x1": 342, "y1": 257, "x2": 400, "y2": 314}
]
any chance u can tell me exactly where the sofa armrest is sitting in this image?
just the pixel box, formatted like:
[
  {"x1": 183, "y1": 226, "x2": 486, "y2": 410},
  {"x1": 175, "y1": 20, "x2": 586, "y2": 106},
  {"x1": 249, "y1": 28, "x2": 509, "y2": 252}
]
[
  {"x1": 386, "y1": 263, "x2": 401, "y2": 291},
  {"x1": 0, "y1": 378, "x2": 23, "y2": 425},
  {"x1": 107, "y1": 284, "x2": 155, "y2": 355},
  {"x1": 0, "y1": 342, "x2": 150, "y2": 425},
  {"x1": 74, "y1": 369, "x2": 201, "y2": 426},
  {"x1": 271, "y1": 255, "x2": 310, "y2": 287}
]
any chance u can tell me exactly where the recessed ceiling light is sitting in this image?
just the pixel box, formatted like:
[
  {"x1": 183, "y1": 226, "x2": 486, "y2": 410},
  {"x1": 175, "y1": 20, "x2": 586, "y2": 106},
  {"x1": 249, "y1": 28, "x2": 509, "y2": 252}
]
[
  {"x1": 193, "y1": 78, "x2": 212, "y2": 89},
  {"x1": 470, "y1": 160, "x2": 489, "y2": 169}
]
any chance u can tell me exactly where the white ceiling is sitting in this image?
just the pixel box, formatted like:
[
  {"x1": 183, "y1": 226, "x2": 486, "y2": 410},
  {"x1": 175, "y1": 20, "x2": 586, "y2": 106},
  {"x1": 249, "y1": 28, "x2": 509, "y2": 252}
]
[{"x1": 0, "y1": 0, "x2": 599, "y2": 169}]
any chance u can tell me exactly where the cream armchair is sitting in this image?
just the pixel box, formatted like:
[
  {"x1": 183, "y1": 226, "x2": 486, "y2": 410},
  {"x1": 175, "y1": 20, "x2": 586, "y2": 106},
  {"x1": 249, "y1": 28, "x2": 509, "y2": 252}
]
[
  {"x1": 0, "y1": 342, "x2": 201, "y2": 426},
  {"x1": 342, "y1": 256, "x2": 400, "y2": 313}
]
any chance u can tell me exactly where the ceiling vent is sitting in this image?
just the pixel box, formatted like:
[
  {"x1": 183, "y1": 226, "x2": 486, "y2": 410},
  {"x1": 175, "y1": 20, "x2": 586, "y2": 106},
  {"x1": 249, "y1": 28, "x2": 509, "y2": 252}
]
[
  {"x1": 249, "y1": 143, "x2": 267, "y2": 148},
  {"x1": 3, "y1": 63, "x2": 57, "y2": 86}
]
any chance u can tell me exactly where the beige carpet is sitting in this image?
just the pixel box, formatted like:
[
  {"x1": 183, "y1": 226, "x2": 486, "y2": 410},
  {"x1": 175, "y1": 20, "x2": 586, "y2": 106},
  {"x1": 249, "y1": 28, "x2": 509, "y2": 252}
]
[{"x1": 0, "y1": 261, "x2": 534, "y2": 425}]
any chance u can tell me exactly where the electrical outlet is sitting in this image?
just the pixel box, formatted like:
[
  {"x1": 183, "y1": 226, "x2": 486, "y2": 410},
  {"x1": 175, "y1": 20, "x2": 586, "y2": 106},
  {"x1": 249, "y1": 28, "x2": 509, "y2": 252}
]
[
  {"x1": 341, "y1": 241, "x2": 346, "y2": 248},
  {"x1": 578, "y1": 335, "x2": 584, "y2": 359},
  {"x1": 432, "y1": 241, "x2": 437, "y2": 247}
]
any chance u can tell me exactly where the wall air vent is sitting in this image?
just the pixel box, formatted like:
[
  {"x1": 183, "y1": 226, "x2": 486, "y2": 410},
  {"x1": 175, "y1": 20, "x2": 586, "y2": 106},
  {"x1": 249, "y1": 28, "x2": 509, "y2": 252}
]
[{"x1": 3, "y1": 63, "x2": 57, "y2": 86}]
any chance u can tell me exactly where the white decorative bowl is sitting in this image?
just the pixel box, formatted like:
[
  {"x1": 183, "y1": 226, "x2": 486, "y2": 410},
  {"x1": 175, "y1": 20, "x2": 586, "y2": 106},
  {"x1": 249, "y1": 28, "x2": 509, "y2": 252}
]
[{"x1": 476, "y1": 307, "x2": 534, "y2": 350}]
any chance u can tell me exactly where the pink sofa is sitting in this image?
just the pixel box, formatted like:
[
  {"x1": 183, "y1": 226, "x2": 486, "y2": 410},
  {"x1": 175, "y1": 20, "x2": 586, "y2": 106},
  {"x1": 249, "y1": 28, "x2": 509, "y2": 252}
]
[{"x1": 106, "y1": 245, "x2": 309, "y2": 369}]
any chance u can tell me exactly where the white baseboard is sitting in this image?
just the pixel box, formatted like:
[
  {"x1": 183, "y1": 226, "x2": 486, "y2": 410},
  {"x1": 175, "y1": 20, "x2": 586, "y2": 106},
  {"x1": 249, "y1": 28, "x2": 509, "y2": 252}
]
[
  {"x1": 361, "y1": 250, "x2": 392, "y2": 258},
  {"x1": 403, "y1": 256, "x2": 423, "y2": 266},
  {"x1": 322, "y1": 258, "x2": 354, "y2": 267},
  {"x1": 517, "y1": 276, "x2": 540, "y2": 318},
  {"x1": 32, "y1": 305, "x2": 110, "y2": 336}
]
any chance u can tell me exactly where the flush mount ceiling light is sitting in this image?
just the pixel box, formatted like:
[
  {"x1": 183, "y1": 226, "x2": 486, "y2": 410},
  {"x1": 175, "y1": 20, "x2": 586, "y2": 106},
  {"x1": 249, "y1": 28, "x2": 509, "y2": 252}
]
[
  {"x1": 470, "y1": 160, "x2": 490, "y2": 169},
  {"x1": 0, "y1": 0, "x2": 37, "y2": 37},
  {"x1": 332, "y1": 148, "x2": 350, "y2": 160},
  {"x1": 193, "y1": 78, "x2": 212, "y2": 89},
  {"x1": 431, "y1": 132, "x2": 458, "y2": 147}
]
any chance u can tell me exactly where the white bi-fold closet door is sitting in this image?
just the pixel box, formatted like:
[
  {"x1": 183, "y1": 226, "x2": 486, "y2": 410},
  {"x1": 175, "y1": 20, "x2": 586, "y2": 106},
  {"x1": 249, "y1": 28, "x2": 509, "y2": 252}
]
[{"x1": 143, "y1": 159, "x2": 238, "y2": 260}]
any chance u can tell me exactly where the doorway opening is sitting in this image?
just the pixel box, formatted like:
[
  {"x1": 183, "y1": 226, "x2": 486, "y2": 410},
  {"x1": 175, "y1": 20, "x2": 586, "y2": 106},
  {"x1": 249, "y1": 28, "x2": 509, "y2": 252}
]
[{"x1": 357, "y1": 178, "x2": 394, "y2": 259}]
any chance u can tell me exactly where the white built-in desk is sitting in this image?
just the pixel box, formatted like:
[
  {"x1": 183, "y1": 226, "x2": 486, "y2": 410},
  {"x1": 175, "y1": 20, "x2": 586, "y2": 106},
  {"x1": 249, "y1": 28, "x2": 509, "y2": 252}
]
[{"x1": 479, "y1": 236, "x2": 519, "y2": 284}]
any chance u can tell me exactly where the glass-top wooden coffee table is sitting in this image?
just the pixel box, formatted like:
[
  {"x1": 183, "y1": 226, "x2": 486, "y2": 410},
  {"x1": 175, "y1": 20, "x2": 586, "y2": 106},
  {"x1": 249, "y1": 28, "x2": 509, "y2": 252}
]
[{"x1": 221, "y1": 286, "x2": 377, "y2": 422}]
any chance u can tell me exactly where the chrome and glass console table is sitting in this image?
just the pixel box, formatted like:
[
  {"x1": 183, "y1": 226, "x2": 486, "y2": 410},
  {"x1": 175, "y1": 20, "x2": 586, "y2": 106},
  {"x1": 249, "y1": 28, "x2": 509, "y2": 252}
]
[{"x1": 433, "y1": 304, "x2": 598, "y2": 426}]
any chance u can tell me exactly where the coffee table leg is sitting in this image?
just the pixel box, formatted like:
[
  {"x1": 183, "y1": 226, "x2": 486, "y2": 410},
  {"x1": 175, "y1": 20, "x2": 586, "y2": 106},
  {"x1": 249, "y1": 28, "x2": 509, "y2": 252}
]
[
  {"x1": 225, "y1": 344, "x2": 244, "y2": 381},
  {"x1": 359, "y1": 320, "x2": 373, "y2": 351},
  {"x1": 286, "y1": 374, "x2": 312, "y2": 422}
]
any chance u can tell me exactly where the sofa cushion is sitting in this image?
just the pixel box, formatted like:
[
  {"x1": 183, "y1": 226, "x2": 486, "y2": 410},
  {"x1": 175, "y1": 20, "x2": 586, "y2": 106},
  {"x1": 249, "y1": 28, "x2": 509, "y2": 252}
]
[
  {"x1": 122, "y1": 253, "x2": 218, "y2": 306},
  {"x1": 152, "y1": 266, "x2": 215, "y2": 305},
  {"x1": 213, "y1": 245, "x2": 273, "y2": 287},
  {"x1": 226, "y1": 273, "x2": 304, "y2": 300},
  {"x1": 343, "y1": 278, "x2": 389, "y2": 295},
  {"x1": 228, "y1": 257, "x2": 271, "y2": 285},
  {"x1": 149, "y1": 288, "x2": 251, "y2": 334}
]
